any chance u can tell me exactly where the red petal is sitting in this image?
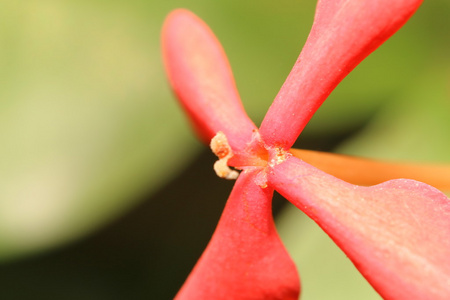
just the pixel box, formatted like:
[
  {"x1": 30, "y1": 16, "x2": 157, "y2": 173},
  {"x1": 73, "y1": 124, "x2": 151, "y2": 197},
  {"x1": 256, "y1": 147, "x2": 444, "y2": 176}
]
[
  {"x1": 162, "y1": 9, "x2": 257, "y2": 151},
  {"x1": 269, "y1": 156, "x2": 450, "y2": 300},
  {"x1": 260, "y1": 0, "x2": 423, "y2": 149},
  {"x1": 176, "y1": 170, "x2": 299, "y2": 300}
]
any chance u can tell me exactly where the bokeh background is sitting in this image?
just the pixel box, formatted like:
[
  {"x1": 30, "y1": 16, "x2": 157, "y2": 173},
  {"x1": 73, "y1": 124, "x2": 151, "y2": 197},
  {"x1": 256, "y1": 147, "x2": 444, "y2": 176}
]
[{"x1": 0, "y1": 0, "x2": 449, "y2": 299}]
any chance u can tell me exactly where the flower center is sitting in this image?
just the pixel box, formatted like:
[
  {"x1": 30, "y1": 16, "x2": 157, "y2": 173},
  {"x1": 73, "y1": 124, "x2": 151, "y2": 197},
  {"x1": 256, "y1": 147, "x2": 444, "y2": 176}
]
[{"x1": 210, "y1": 131, "x2": 291, "y2": 187}]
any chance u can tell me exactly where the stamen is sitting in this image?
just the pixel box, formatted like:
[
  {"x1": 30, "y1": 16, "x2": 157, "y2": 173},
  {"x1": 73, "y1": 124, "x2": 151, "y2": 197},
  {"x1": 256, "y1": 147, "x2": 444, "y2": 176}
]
[
  {"x1": 290, "y1": 148, "x2": 450, "y2": 191},
  {"x1": 211, "y1": 132, "x2": 239, "y2": 180}
]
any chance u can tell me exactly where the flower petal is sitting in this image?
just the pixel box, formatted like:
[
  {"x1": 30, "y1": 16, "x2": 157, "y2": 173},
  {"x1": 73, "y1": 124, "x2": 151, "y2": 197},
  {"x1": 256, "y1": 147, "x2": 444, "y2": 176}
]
[
  {"x1": 176, "y1": 170, "x2": 299, "y2": 300},
  {"x1": 290, "y1": 148, "x2": 450, "y2": 190},
  {"x1": 269, "y1": 156, "x2": 450, "y2": 300},
  {"x1": 260, "y1": 0, "x2": 423, "y2": 149},
  {"x1": 162, "y1": 9, "x2": 257, "y2": 150}
]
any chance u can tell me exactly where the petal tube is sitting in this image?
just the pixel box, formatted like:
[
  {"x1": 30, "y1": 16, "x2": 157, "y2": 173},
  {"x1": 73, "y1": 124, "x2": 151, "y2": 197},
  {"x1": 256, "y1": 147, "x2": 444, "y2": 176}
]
[
  {"x1": 162, "y1": 9, "x2": 257, "y2": 151},
  {"x1": 175, "y1": 170, "x2": 300, "y2": 300},
  {"x1": 260, "y1": 0, "x2": 423, "y2": 149},
  {"x1": 269, "y1": 156, "x2": 450, "y2": 300},
  {"x1": 290, "y1": 148, "x2": 450, "y2": 190}
]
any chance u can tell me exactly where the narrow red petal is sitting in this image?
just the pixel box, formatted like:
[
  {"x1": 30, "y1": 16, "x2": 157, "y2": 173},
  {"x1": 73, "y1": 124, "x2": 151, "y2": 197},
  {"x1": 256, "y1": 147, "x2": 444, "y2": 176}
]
[
  {"x1": 269, "y1": 156, "x2": 450, "y2": 300},
  {"x1": 260, "y1": 0, "x2": 423, "y2": 149},
  {"x1": 162, "y1": 9, "x2": 257, "y2": 150},
  {"x1": 176, "y1": 170, "x2": 299, "y2": 300}
]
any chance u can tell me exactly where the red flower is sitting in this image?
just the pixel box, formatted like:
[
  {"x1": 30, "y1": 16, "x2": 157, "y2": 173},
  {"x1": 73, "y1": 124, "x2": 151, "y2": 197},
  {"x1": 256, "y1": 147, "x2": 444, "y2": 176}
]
[{"x1": 162, "y1": 1, "x2": 450, "y2": 299}]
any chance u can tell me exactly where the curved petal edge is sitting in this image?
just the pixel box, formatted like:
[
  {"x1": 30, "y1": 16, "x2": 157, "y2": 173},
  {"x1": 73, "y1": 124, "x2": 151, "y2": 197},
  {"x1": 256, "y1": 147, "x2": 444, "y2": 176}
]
[
  {"x1": 260, "y1": 0, "x2": 423, "y2": 149},
  {"x1": 176, "y1": 170, "x2": 300, "y2": 300},
  {"x1": 269, "y1": 156, "x2": 450, "y2": 300},
  {"x1": 162, "y1": 9, "x2": 257, "y2": 151}
]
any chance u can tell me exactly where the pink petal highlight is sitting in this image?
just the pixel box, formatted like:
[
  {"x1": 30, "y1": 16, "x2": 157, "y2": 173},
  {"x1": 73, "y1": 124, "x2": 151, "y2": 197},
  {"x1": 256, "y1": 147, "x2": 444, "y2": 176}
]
[
  {"x1": 176, "y1": 170, "x2": 299, "y2": 300},
  {"x1": 269, "y1": 156, "x2": 450, "y2": 300},
  {"x1": 162, "y1": 9, "x2": 257, "y2": 151},
  {"x1": 260, "y1": 0, "x2": 423, "y2": 149}
]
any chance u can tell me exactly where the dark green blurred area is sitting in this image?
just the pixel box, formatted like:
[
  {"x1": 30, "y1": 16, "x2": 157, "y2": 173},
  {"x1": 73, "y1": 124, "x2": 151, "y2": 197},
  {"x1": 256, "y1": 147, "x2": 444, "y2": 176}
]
[{"x1": 0, "y1": 0, "x2": 448, "y2": 299}]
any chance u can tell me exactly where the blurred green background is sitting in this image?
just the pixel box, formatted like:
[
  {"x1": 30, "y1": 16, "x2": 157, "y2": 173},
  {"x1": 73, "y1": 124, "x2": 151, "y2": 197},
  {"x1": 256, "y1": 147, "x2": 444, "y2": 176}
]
[{"x1": 0, "y1": 0, "x2": 449, "y2": 299}]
